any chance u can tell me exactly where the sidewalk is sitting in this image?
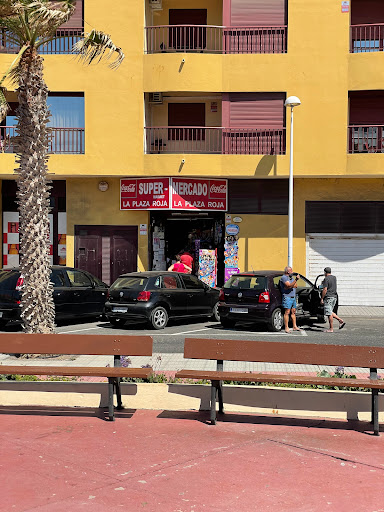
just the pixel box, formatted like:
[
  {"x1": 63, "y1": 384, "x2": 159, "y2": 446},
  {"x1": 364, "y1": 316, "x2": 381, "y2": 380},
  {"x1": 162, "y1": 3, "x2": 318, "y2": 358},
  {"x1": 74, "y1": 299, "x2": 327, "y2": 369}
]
[
  {"x1": 338, "y1": 305, "x2": 384, "y2": 317},
  {"x1": 1, "y1": 407, "x2": 383, "y2": 512}
]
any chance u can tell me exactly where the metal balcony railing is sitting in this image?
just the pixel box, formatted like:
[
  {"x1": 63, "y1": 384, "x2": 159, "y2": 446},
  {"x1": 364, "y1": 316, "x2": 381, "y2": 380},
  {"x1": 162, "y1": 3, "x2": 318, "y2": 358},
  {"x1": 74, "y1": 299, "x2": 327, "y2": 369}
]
[
  {"x1": 0, "y1": 127, "x2": 85, "y2": 154},
  {"x1": 0, "y1": 27, "x2": 83, "y2": 54},
  {"x1": 145, "y1": 25, "x2": 287, "y2": 54},
  {"x1": 350, "y1": 24, "x2": 384, "y2": 53},
  {"x1": 348, "y1": 125, "x2": 384, "y2": 153},
  {"x1": 145, "y1": 127, "x2": 286, "y2": 155}
]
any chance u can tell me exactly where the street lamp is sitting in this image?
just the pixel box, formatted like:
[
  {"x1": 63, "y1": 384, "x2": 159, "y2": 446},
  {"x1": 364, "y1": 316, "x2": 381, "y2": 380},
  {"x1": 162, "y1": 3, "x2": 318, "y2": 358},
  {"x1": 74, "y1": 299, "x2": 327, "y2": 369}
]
[{"x1": 284, "y1": 95, "x2": 301, "y2": 268}]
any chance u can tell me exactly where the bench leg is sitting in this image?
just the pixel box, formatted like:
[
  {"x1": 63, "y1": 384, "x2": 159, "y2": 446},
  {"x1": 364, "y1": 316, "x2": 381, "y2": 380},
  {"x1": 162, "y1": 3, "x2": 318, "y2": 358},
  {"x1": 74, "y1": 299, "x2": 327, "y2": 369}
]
[
  {"x1": 371, "y1": 389, "x2": 379, "y2": 436},
  {"x1": 108, "y1": 378, "x2": 115, "y2": 421},
  {"x1": 218, "y1": 381, "x2": 224, "y2": 414},
  {"x1": 210, "y1": 381, "x2": 218, "y2": 425},
  {"x1": 115, "y1": 378, "x2": 123, "y2": 410}
]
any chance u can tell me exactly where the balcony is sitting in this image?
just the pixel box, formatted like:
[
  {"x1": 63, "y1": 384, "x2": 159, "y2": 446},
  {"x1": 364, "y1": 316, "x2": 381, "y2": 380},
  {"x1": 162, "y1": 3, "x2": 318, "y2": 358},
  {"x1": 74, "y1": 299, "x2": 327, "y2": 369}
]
[
  {"x1": 0, "y1": 27, "x2": 83, "y2": 55},
  {"x1": 145, "y1": 25, "x2": 287, "y2": 54},
  {"x1": 348, "y1": 125, "x2": 384, "y2": 153},
  {"x1": 350, "y1": 24, "x2": 384, "y2": 52},
  {"x1": 145, "y1": 127, "x2": 286, "y2": 155},
  {"x1": 0, "y1": 127, "x2": 85, "y2": 154}
]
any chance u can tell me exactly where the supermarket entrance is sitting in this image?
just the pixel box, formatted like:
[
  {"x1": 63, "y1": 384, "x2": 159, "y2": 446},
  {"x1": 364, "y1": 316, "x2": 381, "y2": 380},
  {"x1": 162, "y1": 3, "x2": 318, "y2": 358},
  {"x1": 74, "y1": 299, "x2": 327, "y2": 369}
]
[{"x1": 150, "y1": 211, "x2": 225, "y2": 286}]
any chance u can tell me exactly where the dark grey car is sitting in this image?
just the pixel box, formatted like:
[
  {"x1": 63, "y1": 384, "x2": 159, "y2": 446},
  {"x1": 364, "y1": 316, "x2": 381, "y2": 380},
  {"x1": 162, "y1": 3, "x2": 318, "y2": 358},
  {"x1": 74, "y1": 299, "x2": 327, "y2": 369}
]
[
  {"x1": 218, "y1": 271, "x2": 325, "y2": 331},
  {"x1": 0, "y1": 267, "x2": 108, "y2": 327},
  {"x1": 104, "y1": 271, "x2": 220, "y2": 329}
]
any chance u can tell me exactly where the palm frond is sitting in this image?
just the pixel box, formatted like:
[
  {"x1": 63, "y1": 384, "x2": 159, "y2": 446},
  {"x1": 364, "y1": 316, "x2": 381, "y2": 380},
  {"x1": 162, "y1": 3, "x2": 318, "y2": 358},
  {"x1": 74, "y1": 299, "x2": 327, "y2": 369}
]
[
  {"x1": 0, "y1": 86, "x2": 9, "y2": 122},
  {"x1": 27, "y1": 0, "x2": 75, "y2": 27},
  {"x1": 73, "y1": 29, "x2": 124, "y2": 69}
]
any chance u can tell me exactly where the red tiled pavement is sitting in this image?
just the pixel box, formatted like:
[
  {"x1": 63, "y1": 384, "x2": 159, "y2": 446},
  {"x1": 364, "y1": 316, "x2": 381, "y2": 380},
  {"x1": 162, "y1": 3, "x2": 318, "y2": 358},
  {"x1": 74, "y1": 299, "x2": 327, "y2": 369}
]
[{"x1": 1, "y1": 407, "x2": 383, "y2": 512}]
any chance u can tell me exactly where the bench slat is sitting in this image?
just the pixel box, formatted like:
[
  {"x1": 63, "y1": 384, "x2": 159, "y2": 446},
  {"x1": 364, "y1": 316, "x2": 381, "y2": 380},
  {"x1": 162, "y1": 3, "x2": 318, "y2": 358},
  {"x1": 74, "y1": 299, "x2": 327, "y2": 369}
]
[
  {"x1": 0, "y1": 366, "x2": 153, "y2": 379},
  {"x1": 175, "y1": 370, "x2": 384, "y2": 389},
  {"x1": 0, "y1": 333, "x2": 153, "y2": 356},
  {"x1": 184, "y1": 338, "x2": 384, "y2": 368}
]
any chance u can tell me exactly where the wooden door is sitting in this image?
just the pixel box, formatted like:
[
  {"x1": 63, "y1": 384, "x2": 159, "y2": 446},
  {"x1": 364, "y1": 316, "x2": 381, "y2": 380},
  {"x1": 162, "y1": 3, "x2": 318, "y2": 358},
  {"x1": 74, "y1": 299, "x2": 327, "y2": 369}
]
[
  {"x1": 75, "y1": 226, "x2": 138, "y2": 285},
  {"x1": 169, "y1": 9, "x2": 207, "y2": 50}
]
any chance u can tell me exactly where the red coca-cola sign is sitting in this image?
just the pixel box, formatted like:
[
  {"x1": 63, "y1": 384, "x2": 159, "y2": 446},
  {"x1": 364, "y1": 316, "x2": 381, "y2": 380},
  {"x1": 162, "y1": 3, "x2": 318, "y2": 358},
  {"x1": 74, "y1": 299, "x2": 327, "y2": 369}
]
[
  {"x1": 120, "y1": 178, "x2": 170, "y2": 210},
  {"x1": 171, "y1": 178, "x2": 227, "y2": 211}
]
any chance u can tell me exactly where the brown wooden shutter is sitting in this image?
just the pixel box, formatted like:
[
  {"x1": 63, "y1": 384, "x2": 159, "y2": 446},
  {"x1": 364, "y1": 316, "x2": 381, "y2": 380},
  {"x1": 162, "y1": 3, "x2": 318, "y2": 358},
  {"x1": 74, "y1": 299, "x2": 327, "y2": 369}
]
[
  {"x1": 223, "y1": 93, "x2": 285, "y2": 128},
  {"x1": 168, "y1": 103, "x2": 206, "y2": 141},
  {"x1": 230, "y1": 0, "x2": 286, "y2": 27},
  {"x1": 349, "y1": 91, "x2": 384, "y2": 125}
]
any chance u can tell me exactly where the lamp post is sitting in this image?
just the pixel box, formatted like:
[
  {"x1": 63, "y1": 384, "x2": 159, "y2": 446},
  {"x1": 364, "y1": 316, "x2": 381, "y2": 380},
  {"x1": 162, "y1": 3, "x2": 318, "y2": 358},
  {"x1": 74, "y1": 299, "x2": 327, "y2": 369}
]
[{"x1": 284, "y1": 95, "x2": 301, "y2": 268}]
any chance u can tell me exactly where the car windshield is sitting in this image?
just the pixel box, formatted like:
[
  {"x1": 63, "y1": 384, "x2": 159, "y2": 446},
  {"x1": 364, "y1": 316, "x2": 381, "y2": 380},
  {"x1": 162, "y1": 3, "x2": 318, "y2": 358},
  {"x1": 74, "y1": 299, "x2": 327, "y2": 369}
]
[
  {"x1": 109, "y1": 276, "x2": 148, "y2": 291},
  {"x1": 224, "y1": 275, "x2": 267, "y2": 291}
]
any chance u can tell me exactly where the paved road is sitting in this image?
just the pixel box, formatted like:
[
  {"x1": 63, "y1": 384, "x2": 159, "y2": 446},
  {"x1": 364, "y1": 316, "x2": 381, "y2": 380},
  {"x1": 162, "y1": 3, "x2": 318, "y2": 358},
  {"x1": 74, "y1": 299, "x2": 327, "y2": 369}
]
[{"x1": 2, "y1": 316, "x2": 378, "y2": 352}]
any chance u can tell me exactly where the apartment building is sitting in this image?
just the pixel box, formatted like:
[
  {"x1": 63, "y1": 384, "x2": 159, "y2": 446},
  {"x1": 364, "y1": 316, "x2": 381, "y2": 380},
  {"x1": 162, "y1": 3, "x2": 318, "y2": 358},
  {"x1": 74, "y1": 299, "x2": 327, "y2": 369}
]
[{"x1": 0, "y1": 0, "x2": 383, "y2": 306}]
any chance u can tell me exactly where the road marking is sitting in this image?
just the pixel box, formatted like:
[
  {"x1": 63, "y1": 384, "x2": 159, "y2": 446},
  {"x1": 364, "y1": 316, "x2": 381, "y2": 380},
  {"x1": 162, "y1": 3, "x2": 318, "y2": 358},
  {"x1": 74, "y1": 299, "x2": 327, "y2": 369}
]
[
  {"x1": 169, "y1": 328, "x2": 212, "y2": 336},
  {"x1": 58, "y1": 327, "x2": 102, "y2": 334},
  {"x1": 300, "y1": 329, "x2": 308, "y2": 336}
]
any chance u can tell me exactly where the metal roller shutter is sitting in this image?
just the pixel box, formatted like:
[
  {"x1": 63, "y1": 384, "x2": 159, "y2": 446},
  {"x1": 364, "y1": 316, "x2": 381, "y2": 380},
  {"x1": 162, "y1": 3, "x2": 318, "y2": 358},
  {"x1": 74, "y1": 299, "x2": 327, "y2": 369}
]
[
  {"x1": 307, "y1": 235, "x2": 384, "y2": 306},
  {"x1": 228, "y1": 0, "x2": 286, "y2": 26}
]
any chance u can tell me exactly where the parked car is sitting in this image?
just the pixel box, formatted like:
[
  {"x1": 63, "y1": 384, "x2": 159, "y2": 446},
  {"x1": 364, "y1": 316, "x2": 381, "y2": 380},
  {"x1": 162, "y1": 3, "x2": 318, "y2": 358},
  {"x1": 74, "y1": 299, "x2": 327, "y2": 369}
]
[
  {"x1": 218, "y1": 270, "x2": 331, "y2": 332},
  {"x1": 104, "y1": 271, "x2": 220, "y2": 329},
  {"x1": 0, "y1": 266, "x2": 108, "y2": 328}
]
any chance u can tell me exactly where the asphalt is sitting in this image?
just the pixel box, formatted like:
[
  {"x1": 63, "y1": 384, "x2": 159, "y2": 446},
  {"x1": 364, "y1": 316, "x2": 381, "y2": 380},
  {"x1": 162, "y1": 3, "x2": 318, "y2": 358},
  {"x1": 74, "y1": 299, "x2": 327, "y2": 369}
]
[{"x1": 2, "y1": 408, "x2": 384, "y2": 512}]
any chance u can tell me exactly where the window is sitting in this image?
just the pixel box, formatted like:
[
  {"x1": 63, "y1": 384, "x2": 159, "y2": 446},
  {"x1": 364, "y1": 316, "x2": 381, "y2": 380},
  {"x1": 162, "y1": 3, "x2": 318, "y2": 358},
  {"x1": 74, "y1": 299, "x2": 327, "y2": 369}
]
[
  {"x1": 224, "y1": 275, "x2": 267, "y2": 290},
  {"x1": 162, "y1": 275, "x2": 180, "y2": 289},
  {"x1": 273, "y1": 275, "x2": 283, "y2": 289},
  {"x1": 110, "y1": 277, "x2": 147, "y2": 290},
  {"x1": 229, "y1": 179, "x2": 288, "y2": 214},
  {"x1": 66, "y1": 270, "x2": 92, "y2": 288},
  {"x1": 181, "y1": 275, "x2": 205, "y2": 289},
  {"x1": 51, "y1": 271, "x2": 66, "y2": 287}
]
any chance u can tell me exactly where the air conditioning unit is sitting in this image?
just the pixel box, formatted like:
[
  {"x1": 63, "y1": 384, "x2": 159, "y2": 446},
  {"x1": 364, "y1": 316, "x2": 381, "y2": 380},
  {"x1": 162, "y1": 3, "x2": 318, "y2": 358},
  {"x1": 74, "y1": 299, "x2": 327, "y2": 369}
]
[
  {"x1": 149, "y1": 0, "x2": 162, "y2": 9},
  {"x1": 149, "y1": 92, "x2": 163, "y2": 104}
]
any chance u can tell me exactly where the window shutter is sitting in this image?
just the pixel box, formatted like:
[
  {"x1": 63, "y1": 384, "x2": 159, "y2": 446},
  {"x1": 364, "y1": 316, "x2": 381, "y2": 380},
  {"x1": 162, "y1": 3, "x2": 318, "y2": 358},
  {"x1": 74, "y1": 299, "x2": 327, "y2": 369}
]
[
  {"x1": 229, "y1": 0, "x2": 286, "y2": 27},
  {"x1": 223, "y1": 93, "x2": 285, "y2": 128}
]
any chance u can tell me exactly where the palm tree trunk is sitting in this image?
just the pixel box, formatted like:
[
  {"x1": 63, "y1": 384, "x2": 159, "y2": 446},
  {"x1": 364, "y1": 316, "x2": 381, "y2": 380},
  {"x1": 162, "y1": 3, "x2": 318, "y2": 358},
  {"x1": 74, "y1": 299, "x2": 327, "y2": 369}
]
[{"x1": 15, "y1": 49, "x2": 55, "y2": 333}]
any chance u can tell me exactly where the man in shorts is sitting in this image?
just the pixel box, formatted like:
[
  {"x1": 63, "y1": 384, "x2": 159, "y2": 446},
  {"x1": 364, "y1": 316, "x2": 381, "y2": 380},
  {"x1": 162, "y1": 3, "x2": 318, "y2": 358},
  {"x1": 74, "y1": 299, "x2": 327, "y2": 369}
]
[
  {"x1": 279, "y1": 266, "x2": 301, "y2": 334},
  {"x1": 320, "y1": 267, "x2": 345, "y2": 332}
]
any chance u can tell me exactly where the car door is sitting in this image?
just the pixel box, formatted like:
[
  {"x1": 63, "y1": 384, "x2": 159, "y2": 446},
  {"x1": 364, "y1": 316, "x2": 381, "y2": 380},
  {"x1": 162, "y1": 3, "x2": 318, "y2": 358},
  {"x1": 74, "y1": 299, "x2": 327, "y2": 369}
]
[
  {"x1": 83, "y1": 272, "x2": 108, "y2": 315},
  {"x1": 160, "y1": 274, "x2": 188, "y2": 317},
  {"x1": 51, "y1": 268, "x2": 72, "y2": 320},
  {"x1": 64, "y1": 269, "x2": 94, "y2": 316},
  {"x1": 180, "y1": 274, "x2": 211, "y2": 316}
]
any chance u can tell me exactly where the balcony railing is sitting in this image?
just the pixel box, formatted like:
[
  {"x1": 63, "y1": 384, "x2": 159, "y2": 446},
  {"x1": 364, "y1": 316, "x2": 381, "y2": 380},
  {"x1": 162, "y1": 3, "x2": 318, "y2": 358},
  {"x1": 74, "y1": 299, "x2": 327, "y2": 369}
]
[
  {"x1": 0, "y1": 27, "x2": 83, "y2": 54},
  {"x1": 348, "y1": 125, "x2": 384, "y2": 153},
  {"x1": 350, "y1": 24, "x2": 384, "y2": 53},
  {"x1": 145, "y1": 25, "x2": 287, "y2": 54},
  {"x1": 145, "y1": 127, "x2": 286, "y2": 155},
  {"x1": 0, "y1": 127, "x2": 85, "y2": 154}
]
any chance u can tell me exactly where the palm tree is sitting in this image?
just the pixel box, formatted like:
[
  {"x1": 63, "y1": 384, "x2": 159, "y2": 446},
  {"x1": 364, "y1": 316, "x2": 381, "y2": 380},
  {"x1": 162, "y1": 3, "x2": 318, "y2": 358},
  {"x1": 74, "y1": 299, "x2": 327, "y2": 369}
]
[{"x1": 0, "y1": 0, "x2": 124, "y2": 333}]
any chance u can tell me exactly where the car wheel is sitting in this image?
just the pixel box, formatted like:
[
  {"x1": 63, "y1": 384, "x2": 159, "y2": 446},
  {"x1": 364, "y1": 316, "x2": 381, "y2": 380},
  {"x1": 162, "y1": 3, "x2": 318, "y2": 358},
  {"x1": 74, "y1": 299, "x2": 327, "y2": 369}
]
[
  {"x1": 268, "y1": 308, "x2": 283, "y2": 332},
  {"x1": 317, "y1": 314, "x2": 326, "y2": 323},
  {"x1": 109, "y1": 317, "x2": 122, "y2": 326},
  {"x1": 0, "y1": 320, "x2": 8, "y2": 330},
  {"x1": 210, "y1": 302, "x2": 220, "y2": 322},
  {"x1": 220, "y1": 318, "x2": 236, "y2": 328},
  {"x1": 149, "y1": 306, "x2": 168, "y2": 330}
]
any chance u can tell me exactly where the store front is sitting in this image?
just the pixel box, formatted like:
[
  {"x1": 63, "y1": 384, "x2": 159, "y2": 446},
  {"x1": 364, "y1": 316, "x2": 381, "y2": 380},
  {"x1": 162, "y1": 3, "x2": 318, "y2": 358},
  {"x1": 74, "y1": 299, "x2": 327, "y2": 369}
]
[{"x1": 121, "y1": 177, "x2": 228, "y2": 286}]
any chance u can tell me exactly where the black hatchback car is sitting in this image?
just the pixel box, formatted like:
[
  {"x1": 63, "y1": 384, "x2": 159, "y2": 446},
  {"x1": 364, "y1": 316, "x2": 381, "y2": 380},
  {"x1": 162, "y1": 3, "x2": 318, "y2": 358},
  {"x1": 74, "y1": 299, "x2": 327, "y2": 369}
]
[
  {"x1": 104, "y1": 271, "x2": 220, "y2": 329},
  {"x1": 0, "y1": 266, "x2": 108, "y2": 327},
  {"x1": 218, "y1": 270, "x2": 326, "y2": 331}
]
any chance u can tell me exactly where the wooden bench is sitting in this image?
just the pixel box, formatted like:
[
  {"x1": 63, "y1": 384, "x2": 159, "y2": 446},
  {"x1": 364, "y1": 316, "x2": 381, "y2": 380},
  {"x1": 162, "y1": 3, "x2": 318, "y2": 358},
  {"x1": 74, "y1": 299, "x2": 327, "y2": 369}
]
[
  {"x1": 175, "y1": 338, "x2": 384, "y2": 435},
  {"x1": 0, "y1": 333, "x2": 153, "y2": 421}
]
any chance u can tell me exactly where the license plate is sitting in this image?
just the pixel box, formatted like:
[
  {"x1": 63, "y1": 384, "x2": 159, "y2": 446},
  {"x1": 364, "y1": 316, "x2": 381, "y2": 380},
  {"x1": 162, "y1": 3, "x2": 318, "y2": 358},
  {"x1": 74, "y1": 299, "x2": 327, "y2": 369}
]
[
  {"x1": 112, "y1": 307, "x2": 128, "y2": 313},
  {"x1": 230, "y1": 307, "x2": 248, "y2": 314}
]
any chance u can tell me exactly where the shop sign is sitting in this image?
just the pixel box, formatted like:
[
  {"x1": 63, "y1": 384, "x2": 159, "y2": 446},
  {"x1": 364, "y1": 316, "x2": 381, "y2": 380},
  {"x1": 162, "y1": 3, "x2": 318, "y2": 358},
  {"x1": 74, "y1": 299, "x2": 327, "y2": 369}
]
[
  {"x1": 225, "y1": 214, "x2": 232, "y2": 224},
  {"x1": 120, "y1": 178, "x2": 170, "y2": 210},
  {"x1": 226, "y1": 224, "x2": 240, "y2": 235},
  {"x1": 171, "y1": 178, "x2": 227, "y2": 211},
  {"x1": 233, "y1": 216, "x2": 242, "y2": 223},
  {"x1": 139, "y1": 224, "x2": 147, "y2": 235},
  {"x1": 225, "y1": 267, "x2": 240, "y2": 282},
  {"x1": 341, "y1": 1, "x2": 349, "y2": 12}
]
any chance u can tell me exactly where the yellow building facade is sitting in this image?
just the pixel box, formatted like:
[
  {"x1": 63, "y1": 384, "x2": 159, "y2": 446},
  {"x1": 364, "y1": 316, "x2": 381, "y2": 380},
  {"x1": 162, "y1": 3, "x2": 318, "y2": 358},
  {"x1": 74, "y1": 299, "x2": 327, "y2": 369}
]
[{"x1": 0, "y1": 0, "x2": 383, "y2": 305}]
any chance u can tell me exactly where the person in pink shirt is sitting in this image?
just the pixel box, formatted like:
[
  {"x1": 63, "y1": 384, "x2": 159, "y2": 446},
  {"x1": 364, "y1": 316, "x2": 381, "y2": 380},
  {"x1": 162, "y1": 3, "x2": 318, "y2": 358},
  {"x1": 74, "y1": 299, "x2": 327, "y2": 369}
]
[
  {"x1": 179, "y1": 249, "x2": 194, "y2": 274},
  {"x1": 168, "y1": 254, "x2": 191, "y2": 274}
]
